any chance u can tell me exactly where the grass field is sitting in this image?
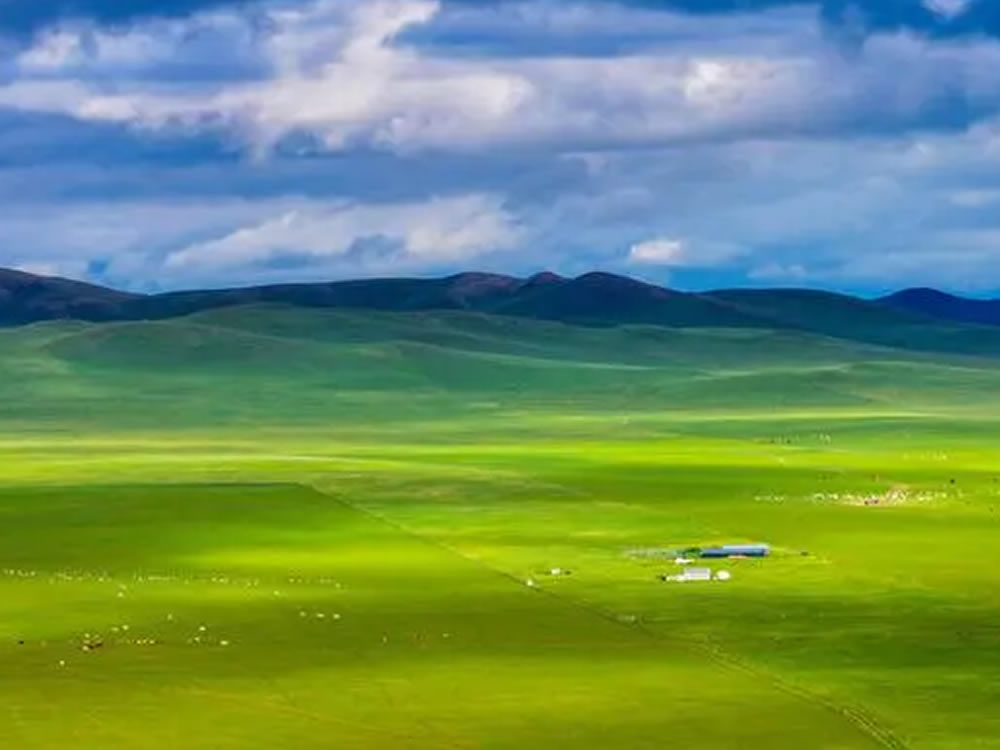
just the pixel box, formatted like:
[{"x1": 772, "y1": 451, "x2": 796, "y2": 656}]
[{"x1": 2, "y1": 307, "x2": 999, "y2": 748}]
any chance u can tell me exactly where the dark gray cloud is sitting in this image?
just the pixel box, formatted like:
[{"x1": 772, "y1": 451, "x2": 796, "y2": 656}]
[
  {"x1": 445, "y1": 1, "x2": 1000, "y2": 39},
  {"x1": 3, "y1": 0, "x2": 997, "y2": 40},
  {"x1": 0, "y1": 0, "x2": 260, "y2": 35}
]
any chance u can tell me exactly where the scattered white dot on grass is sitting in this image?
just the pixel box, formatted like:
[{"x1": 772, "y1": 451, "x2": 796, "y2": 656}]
[
  {"x1": 715, "y1": 571, "x2": 732, "y2": 581},
  {"x1": 220, "y1": 640, "x2": 230, "y2": 647},
  {"x1": 525, "y1": 578, "x2": 536, "y2": 587},
  {"x1": 58, "y1": 660, "x2": 66, "y2": 667},
  {"x1": 333, "y1": 614, "x2": 341, "y2": 620},
  {"x1": 198, "y1": 625, "x2": 207, "y2": 632},
  {"x1": 316, "y1": 613, "x2": 326, "y2": 619}
]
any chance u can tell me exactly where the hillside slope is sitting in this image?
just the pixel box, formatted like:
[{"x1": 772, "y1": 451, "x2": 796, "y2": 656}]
[
  {"x1": 0, "y1": 268, "x2": 139, "y2": 325},
  {"x1": 706, "y1": 288, "x2": 1000, "y2": 355},
  {"x1": 5, "y1": 267, "x2": 1000, "y2": 358},
  {"x1": 880, "y1": 288, "x2": 1000, "y2": 327},
  {"x1": 2, "y1": 305, "x2": 999, "y2": 430}
]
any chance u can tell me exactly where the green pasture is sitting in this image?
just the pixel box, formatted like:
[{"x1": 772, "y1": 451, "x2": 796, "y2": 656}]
[{"x1": 1, "y1": 308, "x2": 1000, "y2": 748}]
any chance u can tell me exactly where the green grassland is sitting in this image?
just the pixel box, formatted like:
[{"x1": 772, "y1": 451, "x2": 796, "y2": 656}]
[{"x1": 1, "y1": 306, "x2": 1000, "y2": 748}]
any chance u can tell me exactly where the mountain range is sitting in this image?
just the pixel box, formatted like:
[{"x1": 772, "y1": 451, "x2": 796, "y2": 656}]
[{"x1": 4, "y1": 266, "x2": 1000, "y2": 356}]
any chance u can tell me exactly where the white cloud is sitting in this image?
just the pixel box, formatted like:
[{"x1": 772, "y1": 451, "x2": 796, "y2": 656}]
[
  {"x1": 16, "y1": 31, "x2": 86, "y2": 71},
  {"x1": 163, "y1": 193, "x2": 519, "y2": 275},
  {"x1": 8, "y1": 0, "x2": 1000, "y2": 292},
  {"x1": 627, "y1": 237, "x2": 744, "y2": 267},
  {"x1": 0, "y1": 192, "x2": 520, "y2": 289},
  {"x1": 14, "y1": 11, "x2": 260, "y2": 75},
  {"x1": 7, "y1": 0, "x2": 1000, "y2": 157},
  {"x1": 628, "y1": 238, "x2": 687, "y2": 265},
  {"x1": 922, "y1": 0, "x2": 973, "y2": 21}
]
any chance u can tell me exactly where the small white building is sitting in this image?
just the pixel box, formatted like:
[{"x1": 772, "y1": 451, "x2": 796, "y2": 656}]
[{"x1": 681, "y1": 567, "x2": 712, "y2": 582}]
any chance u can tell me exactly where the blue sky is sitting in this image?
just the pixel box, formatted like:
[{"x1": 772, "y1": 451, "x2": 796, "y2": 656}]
[{"x1": 2, "y1": 0, "x2": 1000, "y2": 293}]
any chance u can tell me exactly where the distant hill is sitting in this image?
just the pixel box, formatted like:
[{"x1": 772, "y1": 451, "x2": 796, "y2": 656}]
[
  {"x1": 0, "y1": 269, "x2": 776, "y2": 328},
  {"x1": 4, "y1": 303, "x2": 999, "y2": 429},
  {"x1": 702, "y1": 287, "x2": 1000, "y2": 356},
  {"x1": 5, "y1": 266, "x2": 1000, "y2": 357},
  {"x1": 879, "y1": 288, "x2": 1000, "y2": 327},
  {"x1": 0, "y1": 267, "x2": 138, "y2": 325}
]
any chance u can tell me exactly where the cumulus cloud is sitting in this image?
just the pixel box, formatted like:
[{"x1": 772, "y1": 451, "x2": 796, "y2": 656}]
[
  {"x1": 5, "y1": 0, "x2": 1000, "y2": 291},
  {"x1": 627, "y1": 237, "x2": 743, "y2": 266},
  {"x1": 0, "y1": 193, "x2": 519, "y2": 289},
  {"x1": 162, "y1": 193, "x2": 520, "y2": 277},
  {"x1": 922, "y1": 0, "x2": 973, "y2": 21},
  {"x1": 628, "y1": 238, "x2": 686, "y2": 265},
  {"x1": 7, "y1": 0, "x2": 1000, "y2": 156}
]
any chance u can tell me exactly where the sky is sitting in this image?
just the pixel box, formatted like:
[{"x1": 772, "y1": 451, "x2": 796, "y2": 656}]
[{"x1": 2, "y1": 0, "x2": 1000, "y2": 294}]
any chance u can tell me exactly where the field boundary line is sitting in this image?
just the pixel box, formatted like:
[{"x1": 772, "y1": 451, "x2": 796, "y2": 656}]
[{"x1": 312, "y1": 483, "x2": 909, "y2": 750}]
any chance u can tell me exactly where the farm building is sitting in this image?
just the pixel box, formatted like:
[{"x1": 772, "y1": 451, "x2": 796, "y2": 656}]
[
  {"x1": 680, "y1": 567, "x2": 712, "y2": 581},
  {"x1": 699, "y1": 544, "x2": 770, "y2": 559}
]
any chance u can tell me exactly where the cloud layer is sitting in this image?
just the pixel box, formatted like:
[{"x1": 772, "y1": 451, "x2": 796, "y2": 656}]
[{"x1": 3, "y1": 0, "x2": 1000, "y2": 292}]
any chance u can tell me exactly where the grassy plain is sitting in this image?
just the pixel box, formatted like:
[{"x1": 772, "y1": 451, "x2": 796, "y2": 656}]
[{"x1": 1, "y1": 308, "x2": 999, "y2": 748}]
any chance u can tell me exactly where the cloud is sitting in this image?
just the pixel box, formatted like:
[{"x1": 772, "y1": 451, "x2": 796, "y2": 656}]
[
  {"x1": 922, "y1": 0, "x2": 973, "y2": 22},
  {"x1": 0, "y1": 190, "x2": 523, "y2": 289},
  {"x1": 627, "y1": 237, "x2": 743, "y2": 266},
  {"x1": 5, "y1": 0, "x2": 1000, "y2": 293},
  {"x1": 161, "y1": 193, "x2": 520, "y2": 279},
  {"x1": 7, "y1": 0, "x2": 1000, "y2": 158},
  {"x1": 628, "y1": 238, "x2": 686, "y2": 264}
]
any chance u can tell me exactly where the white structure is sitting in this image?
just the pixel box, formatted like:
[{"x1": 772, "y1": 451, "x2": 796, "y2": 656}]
[
  {"x1": 715, "y1": 570, "x2": 732, "y2": 581},
  {"x1": 681, "y1": 567, "x2": 712, "y2": 582}
]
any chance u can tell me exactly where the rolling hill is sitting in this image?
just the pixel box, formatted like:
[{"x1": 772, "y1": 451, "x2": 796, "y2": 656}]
[
  {"x1": 5, "y1": 266, "x2": 1000, "y2": 360},
  {"x1": 1, "y1": 301, "x2": 998, "y2": 431},
  {"x1": 2, "y1": 269, "x2": 772, "y2": 328},
  {"x1": 0, "y1": 267, "x2": 139, "y2": 325},
  {"x1": 879, "y1": 287, "x2": 1000, "y2": 327}
]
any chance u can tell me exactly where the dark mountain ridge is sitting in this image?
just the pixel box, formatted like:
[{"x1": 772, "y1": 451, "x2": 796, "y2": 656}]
[
  {"x1": 4, "y1": 267, "x2": 1000, "y2": 356},
  {"x1": 1, "y1": 268, "x2": 775, "y2": 326},
  {"x1": 0, "y1": 267, "x2": 140, "y2": 325},
  {"x1": 879, "y1": 288, "x2": 1000, "y2": 327}
]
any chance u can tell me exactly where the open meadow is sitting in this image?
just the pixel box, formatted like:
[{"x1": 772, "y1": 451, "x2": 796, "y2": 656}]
[
  {"x1": 2, "y1": 308, "x2": 1000, "y2": 749},
  {"x1": 7, "y1": 0, "x2": 1000, "y2": 743}
]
